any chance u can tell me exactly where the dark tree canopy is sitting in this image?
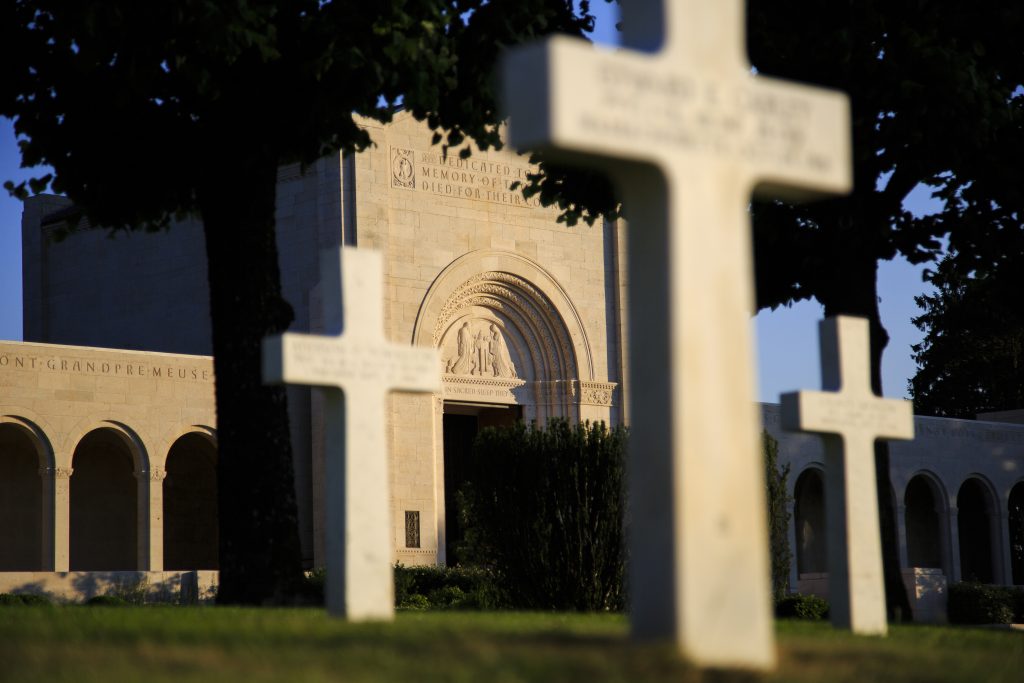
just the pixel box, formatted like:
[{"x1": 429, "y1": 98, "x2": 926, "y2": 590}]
[
  {"x1": 746, "y1": 0, "x2": 1024, "y2": 622},
  {"x1": 1, "y1": 0, "x2": 597, "y2": 604},
  {"x1": 910, "y1": 254, "x2": 1024, "y2": 419},
  {"x1": 1, "y1": 1, "x2": 597, "y2": 224}
]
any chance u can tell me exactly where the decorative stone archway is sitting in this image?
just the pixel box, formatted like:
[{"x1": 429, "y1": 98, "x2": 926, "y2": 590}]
[
  {"x1": 414, "y1": 250, "x2": 615, "y2": 421},
  {"x1": 411, "y1": 250, "x2": 617, "y2": 565}
]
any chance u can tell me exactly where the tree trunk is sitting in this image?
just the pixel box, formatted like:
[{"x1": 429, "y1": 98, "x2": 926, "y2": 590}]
[
  {"x1": 198, "y1": 157, "x2": 304, "y2": 605},
  {"x1": 820, "y1": 252, "x2": 913, "y2": 622}
]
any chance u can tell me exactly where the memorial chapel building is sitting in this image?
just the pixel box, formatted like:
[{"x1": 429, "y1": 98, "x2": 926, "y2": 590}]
[{"x1": 3, "y1": 112, "x2": 1024, "y2": 603}]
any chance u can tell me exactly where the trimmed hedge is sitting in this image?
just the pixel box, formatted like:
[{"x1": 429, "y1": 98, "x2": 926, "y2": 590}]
[
  {"x1": 948, "y1": 583, "x2": 1023, "y2": 624},
  {"x1": 300, "y1": 565, "x2": 506, "y2": 610},
  {"x1": 458, "y1": 419, "x2": 627, "y2": 611},
  {"x1": 394, "y1": 565, "x2": 507, "y2": 610},
  {"x1": 0, "y1": 593, "x2": 51, "y2": 606}
]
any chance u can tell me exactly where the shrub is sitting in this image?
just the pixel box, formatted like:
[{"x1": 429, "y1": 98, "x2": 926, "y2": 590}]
[
  {"x1": 86, "y1": 595, "x2": 128, "y2": 607},
  {"x1": 459, "y1": 419, "x2": 628, "y2": 611},
  {"x1": 1010, "y1": 586, "x2": 1024, "y2": 623},
  {"x1": 775, "y1": 594, "x2": 829, "y2": 620},
  {"x1": 427, "y1": 586, "x2": 466, "y2": 609},
  {"x1": 763, "y1": 431, "x2": 793, "y2": 603},
  {"x1": 394, "y1": 564, "x2": 507, "y2": 610},
  {"x1": 0, "y1": 593, "x2": 51, "y2": 606},
  {"x1": 399, "y1": 593, "x2": 429, "y2": 610},
  {"x1": 948, "y1": 583, "x2": 1014, "y2": 624}
]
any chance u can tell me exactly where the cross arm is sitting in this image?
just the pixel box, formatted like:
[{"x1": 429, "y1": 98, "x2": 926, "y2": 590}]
[
  {"x1": 264, "y1": 332, "x2": 441, "y2": 395},
  {"x1": 502, "y1": 36, "x2": 666, "y2": 167},
  {"x1": 781, "y1": 390, "x2": 914, "y2": 441},
  {"x1": 262, "y1": 332, "x2": 343, "y2": 390}
]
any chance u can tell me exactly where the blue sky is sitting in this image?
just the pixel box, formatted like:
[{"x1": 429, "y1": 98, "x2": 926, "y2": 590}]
[{"x1": 0, "y1": 3, "x2": 940, "y2": 403}]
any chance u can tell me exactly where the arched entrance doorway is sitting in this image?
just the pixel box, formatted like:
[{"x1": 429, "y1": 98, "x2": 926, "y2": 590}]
[
  {"x1": 164, "y1": 432, "x2": 218, "y2": 570},
  {"x1": 1009, "y1": 481, "x2": 1024, "y2": 585},
  {"x1": 904, "y1": 474, "x2": 945, "y2": 571},
  {"x1": 794, "y1": 467, "x2": 826, "y2": 575},
  {"x1": 441, "y1": 403, "x2": 521, "y2": 565},
  {"x1": 0, "y1": 423, "x2": 43, "y2": 570},
  {"x1": 70, "y1": 428, "x2": 138, "y2": 570},
  {"x1": 957, "y1": 478, "x2": 996, "y2": 583}
]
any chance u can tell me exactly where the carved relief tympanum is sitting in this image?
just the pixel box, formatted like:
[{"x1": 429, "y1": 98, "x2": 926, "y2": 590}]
[{"x1": 444, "y1": 321, "x2": 517, "y2": 379}]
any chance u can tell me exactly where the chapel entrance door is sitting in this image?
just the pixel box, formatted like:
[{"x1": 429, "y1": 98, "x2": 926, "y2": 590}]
[{"x1": 442, "y1": 403, "x2": 521, "y2": 566}]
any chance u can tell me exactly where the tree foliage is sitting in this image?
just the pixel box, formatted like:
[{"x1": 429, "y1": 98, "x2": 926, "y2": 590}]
[
  {"x1": 744, "y1": 1, "x2": 1024, "y2": 619},
  {"x1": 0, "y1": 0, "x2": 596, "y2": 604},
  {"x1": 910, "y1": 255, "x2": 1024, "y2": 418},
  {"x1": 763, "y1": 430, "x2": 792, "y2": 603}
]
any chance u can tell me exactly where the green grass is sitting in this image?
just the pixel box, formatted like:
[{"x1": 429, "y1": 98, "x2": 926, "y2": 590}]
[{"x1": 0, "y1": 607, "x2": 1020, "y2": 683}]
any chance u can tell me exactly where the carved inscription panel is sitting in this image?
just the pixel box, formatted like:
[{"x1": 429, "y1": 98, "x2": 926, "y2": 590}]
[{"x1": 390, "y1": 146, "x2": 543, "y2": 208}]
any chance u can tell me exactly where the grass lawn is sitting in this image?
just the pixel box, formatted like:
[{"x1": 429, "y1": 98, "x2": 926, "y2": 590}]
[{"x1": 0, "y1": 607, "x2": 1020, "y2": 683}]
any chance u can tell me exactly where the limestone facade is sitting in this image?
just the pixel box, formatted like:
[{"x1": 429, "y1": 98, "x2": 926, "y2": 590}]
[
  {"x1": 20, "y1": 112, "x2": 626, "y2": 570},
  {"x1": 0, "y1": 340, "x2": 216, "y2": 573},
  {"x1": 12, "y1": 114, "x2": 1024, "y2": 604}
]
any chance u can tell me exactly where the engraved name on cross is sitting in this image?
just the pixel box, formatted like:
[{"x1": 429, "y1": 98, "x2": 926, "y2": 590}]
[
  {"x1": 263, "y1": 247, "x2": 440, "y2": 620},
  {"x1": 781, "y1": 316, "x2": 914, "y2": 635},
  {"x1": 502, "y1": 0, "x2": 851, "y2": 669}
]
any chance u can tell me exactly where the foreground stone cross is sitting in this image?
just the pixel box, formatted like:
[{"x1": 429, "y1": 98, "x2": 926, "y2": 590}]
[
  {"x1": 781, "y1": 316, "x2": 914, "y2": 635},
  {"x1": 263, "y1": 247, "x2": 440, "y2": 619},
  {"x1": 503, "y1": 0, "x2": 851, "y2": 669}
]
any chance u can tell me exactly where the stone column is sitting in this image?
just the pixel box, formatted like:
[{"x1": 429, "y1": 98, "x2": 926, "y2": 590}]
[
  {"x1": 997, "y1": 510, "x2": 1013, "y2": 586},
  {"x1": 947, "y1": 507, "x2": 961, "y2": 583},
  {"x1": 433, "y1": 395, "x2": 447, "y2": 566},
  {"x1": 45, "y1": 466, "x2": 72, "y2": 572},
  {"x1": 895, "y1": 503, "x2": 909, "y2": 569},
  {"x1": 786, "y1": 499, "x2": 799, "y2": 592},
  {"x1": 136, "y1": 467, "x2": 165, "y2": 571}
]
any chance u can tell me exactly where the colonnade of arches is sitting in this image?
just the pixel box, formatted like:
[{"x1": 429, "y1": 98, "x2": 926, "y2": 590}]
[
  {"x1": 793, "y1": 466, "x2": 1024, "y2": 586},
  {"x1": 0, "y1": 419, "x2": 217, "y2": 572}
]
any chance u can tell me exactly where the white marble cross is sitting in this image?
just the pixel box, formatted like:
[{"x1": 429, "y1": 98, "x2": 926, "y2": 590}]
[
  {"x1": 781, "y1": 316, "x2": 914, "y2": 635},
  {"x1": 502, "y1": 0, "x2": 851, "y2": 669},
  {"x1": 263, "y1": 247, "x2": 440, "y2": 620}
]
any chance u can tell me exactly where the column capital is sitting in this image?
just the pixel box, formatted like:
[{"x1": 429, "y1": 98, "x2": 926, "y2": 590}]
[
  {"x1": 44, "y1": 467, "x2": 74, "y2": 480},
  {"x1": 135, "y1": 467, "x2": 166, "y2": 482}
]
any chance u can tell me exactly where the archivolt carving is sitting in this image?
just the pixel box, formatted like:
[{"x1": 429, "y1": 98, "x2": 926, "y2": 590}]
[{"x1": 433, "y1": 271, "x2": 576, "y2": 383}]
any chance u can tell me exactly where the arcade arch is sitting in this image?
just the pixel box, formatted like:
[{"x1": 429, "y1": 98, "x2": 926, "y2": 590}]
[
  {"x1": 0, "y1": 421, "x2": 47, "y2": 570},
  {"x1": 957, "y1": 477, "x2": 998, "y2": 584},
  {"x1": 794, "y1": 467, "x2": 826, "y2": 575},
  {"x1": 163, "y1": 431, "x2": 219, "y2": 570},
  {"x1": 904, "y1": 473, "x2": 947, "y2": 572},
  {"x1": 70, "y1": 427, "x2": 141, "y2": 570}
]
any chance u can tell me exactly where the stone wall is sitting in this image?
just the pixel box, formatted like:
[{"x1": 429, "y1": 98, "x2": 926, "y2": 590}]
[{"x1": 0, "y1": 340, "x2": 216, "y2": 572}]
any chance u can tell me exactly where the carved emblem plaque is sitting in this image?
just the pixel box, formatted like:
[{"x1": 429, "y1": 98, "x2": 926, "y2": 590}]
[{"x1": 391, "y1": 147, "x2": 415, "y2": 189}]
